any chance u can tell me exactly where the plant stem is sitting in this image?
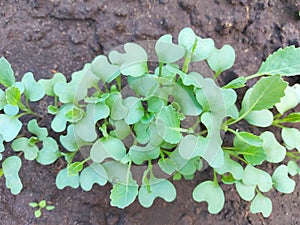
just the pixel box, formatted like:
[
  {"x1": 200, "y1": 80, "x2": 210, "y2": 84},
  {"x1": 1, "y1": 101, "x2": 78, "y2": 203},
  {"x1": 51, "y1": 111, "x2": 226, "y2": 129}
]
[
  {"x1": 245, "y1": 73, "x2": 265, "y2": 81},
  {"x1": 158, "y1": 62, "x2": 163, "y2": 76}
]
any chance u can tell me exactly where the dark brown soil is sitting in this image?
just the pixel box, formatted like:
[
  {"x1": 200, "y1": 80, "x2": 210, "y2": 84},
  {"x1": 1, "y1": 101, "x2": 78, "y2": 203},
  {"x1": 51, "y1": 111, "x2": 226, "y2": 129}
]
[{"x1": 1, "y1": 0, "x2": 300, "y2": 224}]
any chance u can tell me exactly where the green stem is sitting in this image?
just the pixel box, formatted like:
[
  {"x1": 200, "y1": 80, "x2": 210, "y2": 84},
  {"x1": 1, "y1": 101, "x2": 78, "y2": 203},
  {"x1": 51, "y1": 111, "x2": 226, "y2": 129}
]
[
  {"x1": 158, "y1": 62, "x2": 163, "y2": 76},
  {"x1": 172, "y1": 127, "x2": 195, "y2": 134},
  {"x1": 245, "y1": 73, "x2": 266, "y2": 81},
  {"x1": 286, "y1": 151, "x2": 300, "y2": 160},
  {"x1": 191, "y1": 117, "x2": 200, "y2": 130},
  {"x1": 116, "y1": 76, "x2": 122, "y2": 91},
  {"x1": 213, "y1": 170, "x2": 218, "y2": 185},
  {"x1": 182, "y1": 56, "x2": 191, "y2": 73}
]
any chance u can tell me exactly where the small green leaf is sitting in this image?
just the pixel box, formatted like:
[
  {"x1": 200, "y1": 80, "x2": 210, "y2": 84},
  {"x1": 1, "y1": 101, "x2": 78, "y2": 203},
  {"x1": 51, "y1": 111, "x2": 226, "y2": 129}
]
[
  {"x1": 110, "y1": 179, "x2": 139, "y2": 209},
  {"x1": 29, "y1": 202, "x2": 39, "y2": 208},
  {"x1": 11, "y1": 137, "x2": 39, "y2": 160},
  {"x1": 123, "y1": 97, "x2": 144, "y2": 125},
  {"x1": 60, "y1": 125, "x2": 87, "y2": 152},
  {"x1": 21, "y1": 72, "x2": 45, "y2": 101},
  {"x1": 275, "y1": 86, "x2": 299, "y2": 114},
  {"x1": 34, "y1": 209, "x2": 42, "y2": 218},
  {"x1": 0, "y1": 57, "x2": 15, "y2": 87},
  {"x1": 110, "y1": 119, "x2": 131, "y2": 140},
  {"x1": 287, "y1": 161, "x2": 299, "y2": 176},
  {"x1": 261, "y1": 131, "x2": 286, "y2": 163},
  {"x1": 278, "y1": 112, "x2": 300, "y2": 123},
  {"x1": 128, "y1": 144, "x2": 160, "y2": 165},
  {"x1": 28, "y1": 119, "x2": 48, "y2": 141},
  {"x1": 64, "y1": 107, "x2": 85, "y2": 123},
  {"x1": 68, "y1": 162, "x2": 84, "y2": 176},
  {"x1": 80, "y1": 163, "x2": 108, "y2": 191},
  {"x1": 106, "y1": 93, "x2": 128, "y2": 121},
  {"x1": 3, "y1": 104, "x2": 19, "y2": 116},
  {"x1": 257, "y1": 46, "x2": 300, "y2": 76},
  {"x1": 178, "y1": 135, "x2": 205, "y2": 159},
  {"x1": 242, "y1": 165, "x2": 272, "y2": 192},
  {"x1": 281, "y1": 128, "x2": 300, "y2": 151},
  {"x1": 272, "y1": 165, "x2": 295, "y2": 194},
  {"x1": 51, "y1": 104, "x2": 74, "y2": 132},
  {"x1": 109, "y1": 43, "x2": 148, "y2": 77},
  {"x1": 193, "y1": 180, "x2": 225, "y2": 214},
  {"x1": 235, "y1": 180, "x2": 256, "y2": 201},
  {"x1": 45, "y1": 206, "x2": 55, "y2": 211},
  {"x1": 155, "y1": 105, "x2": 182, "y2": 144},
  {"x1": 223, "y1": 77, "x2": 246, "y2": 89},
  {"x1": 250, "y1": 192, "x2": 272, "y2": 218},
  {"x1": 90, "y1": 136, "x2": 126, "y2": 163},
  {"x1": 155, "y1": 34, "x2": 185, "y2": 63},
  {"x1": 207, "y1": 45, "x2": 235, "y2": 76},
  {"x1": 56, "y1": 168, "x2": 80, "y2": 189},
  {"x1": 39, "y1": 200, "x2": 46, "y2": 208},
  {"x1": 5, "y1": 86, "x2": 21, "y2": 106},
  {"x1": 0, "y1": 89, "x2": 7, "y2": 110},
  {"x1": 2, "y1": 156, "x2": 23, "y2": 195},
  {"x1": 128, "y1": 75, "x2": 159, "y2": 98},
  {"x1": 38, "y1": 73, "x2": 66, "y2": 96},
  {"x1": 36, "y1": 137, "x2": 61, "y2": 165},
  {"x1": 215, "y1": 153, "x2": 243, "y2": 180},
  {"x1": 138, "y1": 177, "x2": 176, "y2": 207},
  {"x1": 147, "y1": 96, "x2": 165, "y2": 113},
  {"x1": 158, "y1": 158, "x2": 177, "y2": 175},
  {"x1": 244, "y1": 109, "x2": 273, "y2": 127},
  {"x1": 91, "y1": 55, "x2": 120, "y2": 83}
]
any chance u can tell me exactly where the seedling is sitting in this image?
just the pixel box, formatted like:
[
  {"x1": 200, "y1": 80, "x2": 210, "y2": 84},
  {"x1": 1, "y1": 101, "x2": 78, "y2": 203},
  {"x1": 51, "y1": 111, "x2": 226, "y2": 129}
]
[
  {"x1": 0, "y1": 27, "x2": 300, "y2": 218},
  {"x1": 29, "y1": 200, "x2": 55, "y2": 218}
]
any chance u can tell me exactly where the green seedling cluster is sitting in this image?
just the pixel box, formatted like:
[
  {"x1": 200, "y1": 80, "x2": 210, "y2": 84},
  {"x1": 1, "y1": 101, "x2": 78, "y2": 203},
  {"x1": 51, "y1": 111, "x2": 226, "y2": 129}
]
[
  {"x1": 1, "y1": 27, "x2": 300, "y2": 217},
  {"x1": 29, "y1": 200, "x2": 55, "y2": 218}
]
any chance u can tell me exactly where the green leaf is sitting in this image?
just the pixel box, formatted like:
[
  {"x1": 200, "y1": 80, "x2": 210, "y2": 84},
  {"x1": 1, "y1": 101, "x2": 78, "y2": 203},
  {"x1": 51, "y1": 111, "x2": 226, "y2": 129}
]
[
  {"x1": 110, "y1": 179, "x2": 139, "y2": 209},
  {"x1": 244, "y1": 109, "x2": 273, "y2": 127},
  {"x1": 178, "y1": 135, "x2": 206, "y2": 159},
  {"x1": 278, "y1": 112, "x2": 300, "y2": 123},
  {"x1": 34, "y1": 209, "x2": 42, "y2": 218},
  {"x1": 128, "y1": 144, "x2": 160, "y2": 165},
  {"x1": 110, "y1": 119, "x2": 131, "y2": 140},
  {"x1": 138, "y1": 177, "x2": 176, "y2": 207},
  {"x1": 241, "y1": 75, "x2": 287, "y2": 113},
  {"x1": 45, "y1": 206, "x2": 55, "y2": 211},
  {"x1": 68, "y1": 161, "x2": 84, "y2": 176},
  {"x1": 0, "y1": 57, "x2": 15, "y2": 87},
  {"x1": 215, "y1": 153, "x2": 243, "y2": 180},
  {"x1": 250, "y1": 192, "x2": 272, "y2": 218},
  {"x1": 133, "y1": 122, "x2": 150, "y2": 144},
  {"x1": 60, "y1": 125, "x2": 87, "y2": 152},
  {"x1": 123, "y1": 97, "x2": 144, "y2": 125},
  {"x1": 11, "y1": 137, "x2": 39, "y2": 160},
  {"x1": 272, "y1": 165, "x2": 295, "y2": 194},
  {"x1": 0, "y1": 89, "x2": 7, "y2": 110},
  {"x1": 235, "y1": 180, "x2": 256, "y2": 201},
  {"x1": 56, "y1": 168, "x2": 80, "y2": 189},
  {"x1": 287, "y1": 161, "x2": 299, "y2": 176},
  {"x1": 222, "y1": 88, "x2": 238, "y2": 118},
  {"x1": 64, "y1": 106, "x2": 85, "y2": 123},
  {"x1": 80, "y1": 163, "x2": 108, "y2": 191},
  {"x1": 3, "y1": 104, "x2": 19, "y2": 116},
  {"x1": 21, "y1": 72, "x2": 45, "y2": 101},
  {"x1": 28, "y1": 119, "x2": 48, "y2": 141},
  {"x1": 74, "y1": 102, "x2": 110, "y2": 142},
  {"x1": 147, "y1": 96, "x2": 165, "y2": 113},
  {"x1": 36, "y1": 137, "x2": 61, "y2": 165},
  {"x1": 91, "y1": 55, "x2": 120, "y2": 83},
  {"x1": 2, "y1": 156, "x2": 23, "y2": 195},
  {"x1": 90, "y1": 136, "x2": 126, "y2": 163},
  {"x1": 242, "y1": 165, "x2": 272, "y2": 192},
  {"x1": 5, "y1": 86, "x2": 21, "y2": 106},
  {"x1": 155, "y1": 105, "x2": 182, "y2": 144},
  {"x1": 275, "y1": 86, "x2": 299, "y2": 114},
  {"x1": 109, "y1": 43, "x2": 148, "y2": 77},
  {"x1": 128, "y1": 75, "x2": 159, "y2": 98},
  {"x1": 260, "y1": 131, "x2": 286, "y2": 163},
  {"x1": 257, "y1": 46, "x2": 300, "y2": 76},
  {"x1": 155, "y1": 34, "x2": 185, "y2": 63},
  {"x1": 281, "y1": 128, "x2": 300, "y2": 151},
  {"x1": 192, "y1": 180, "x2": 225, "y2": 214},
  {"x1": 0, "y1": 115, "x2": 22, "y2": 142},
  {"x1": 51, "y1": 104, "x2": 74, "y2": 132},
  {"x1": 106, "y1": 93, "x2": 128, "y2": 121},
  {"x1": 29, "y1": 202, "x2": 39, "y2": 208},
  {"x1": 38, "y1": 73, "x2": 66, "y2": 96},
  {"x1": 158, "y1": 158, "x2": 177, "y2": 175},
  {"x1": 223, "y1": 77, "x2": 246, "y2": 89},
  {"x1": 170, "y1": 149, "x2": 200, "y2": 176},
  {"x1": 173, "y1": 80, "x2": 202, "y2": 116},
  {"x1": 39, "y1": 200, "x2": 46, "y2": 208},
  {"x1": 207, "y1": 45, "x2": 235, "y2": 76}
]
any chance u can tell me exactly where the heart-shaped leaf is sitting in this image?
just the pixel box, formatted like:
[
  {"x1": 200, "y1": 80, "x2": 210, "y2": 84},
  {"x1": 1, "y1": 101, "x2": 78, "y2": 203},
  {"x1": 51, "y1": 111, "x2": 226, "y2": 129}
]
[
  {"x1": 0, "y1": 114, "x2": 22, "y2": 142},
  {"x1": 123, "y1": 97, "x2": 144, "y2": 125},
  {"x1": 91, "y1": 55, "x2": 120, "y2": 83},
  {"x1": 207, "y1": 45, "x2": 235, "y2": 76},
  {"x1": 60, "y1": 125, "x2": 88, "y2": 152},
  {"x1": 128, "y1": 144, "x2": 160, "y2": 165},
  {"x1": 272, "y1": 165, "x2": 295, "y2": 194},
  {"x1": 36, "y1": 137, "x2": 61, "y2": 165},
  {"x1": 155, "y1": 34, "x2": 185, "y2": 63},
  {"x1": 281, "y1": 127, "x2": 300, "y2": 151},
  {"x1": 158, "y1": 157, "x2": 177, "y2": 175},
  {"x1": 128, "y1": 75, "x2": 159, "y2": 98},
  {"x1": 242, "y1": 165, "x2": 272, "y2": 192},
  {"x1": 193, "y1": 180, "x2": 225, "y2": 214},
  {"x1": 110, "y1": 119, "x2": 131, "y2": 140},
  {"x1": 80, "y1": 163, "x2": 108, "y2": 191},
  {"x1": 138, "y1": 177, "x2": 176, "y2": 207},
  {"x1": 260, "y1": 131, "x2": 286, "y2": 163},
  {"x1": 215, "y1": 153, "x2": 243, "y2": 180},
  {"x1": 28, "y1": 119, "x2": 48, "y2": 141},
  {"x1": 250, "y1": 192, "x2": 272, "y2": 218},
  {"x1": 0, "y1": 57, "x2": 15, "y2": 87},
  {"x1": 3, "y1": 104, "x2": 19, "y2": 116},
  {"x1": 21, "y1": 72, "x2": 45, "y2": 101},
  {"x1": 90, "y1": 136, "x2": 126, "y2": 163},
  {"x1": 11, "y1": 137, "x2": 39, "y2": 160},
  {"x1": 287, "y1": 161, "x2": 300, "y2": 176},
  {"x1": 109, "y1": 43, "x2": 148, "y2": 77},
  {"x1": 235, "y1": 180, "x2": 256, "y2": 201},
  {"x1": 56, "y1": 168, "x2": 80, "y2": 189},
  {"x1": 106, "y1": 93, "x2": 128, "y2": 121},
  {"x1": 51, "y1": 104, "x2": 74, "y2": 132},
  {"x1": 38, "y1": 73, "x2": 66, "y2": 96},
  {"x1": 2, "y1": 156, "x2": 23, "y2": 194},
  {"x1": 275, "y1": 86, "x2": 299, "y2": 114}
]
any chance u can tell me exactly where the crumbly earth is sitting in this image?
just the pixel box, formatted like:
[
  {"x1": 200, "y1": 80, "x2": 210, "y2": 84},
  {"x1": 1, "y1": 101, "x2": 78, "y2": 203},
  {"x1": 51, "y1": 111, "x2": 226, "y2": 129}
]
[{"x1": 0, "y1": 0, "x2": 300, "y2": 224}]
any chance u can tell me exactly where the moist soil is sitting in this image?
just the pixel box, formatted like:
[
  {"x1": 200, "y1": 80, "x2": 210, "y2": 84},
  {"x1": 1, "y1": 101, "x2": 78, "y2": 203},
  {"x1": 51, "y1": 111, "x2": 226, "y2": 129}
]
[{"x1": 1, "y1": 0, "x2": 300, "y2": 225}]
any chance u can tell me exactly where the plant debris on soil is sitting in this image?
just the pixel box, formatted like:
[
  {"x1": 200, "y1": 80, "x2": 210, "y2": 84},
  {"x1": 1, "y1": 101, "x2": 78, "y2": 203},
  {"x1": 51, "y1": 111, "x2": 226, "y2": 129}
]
[{"x1": 0, "y1": 0, "x2": 299, "y2": 224}]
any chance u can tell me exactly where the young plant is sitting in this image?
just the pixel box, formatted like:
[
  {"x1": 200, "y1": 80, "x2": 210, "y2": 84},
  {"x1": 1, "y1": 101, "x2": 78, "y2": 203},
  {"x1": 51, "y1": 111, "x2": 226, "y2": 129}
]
[
  {"x1": 29, "y1": 200, "x2": 55, "y2": 218},
  {"x1": 0, "y1": 27, "x2": 300, "y2": 218}
]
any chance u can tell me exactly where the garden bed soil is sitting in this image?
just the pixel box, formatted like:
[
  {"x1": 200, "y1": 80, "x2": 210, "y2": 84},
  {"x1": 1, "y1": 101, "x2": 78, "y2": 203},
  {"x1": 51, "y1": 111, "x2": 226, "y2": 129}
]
[{"x1": 1, "y1": 0, "x2": 300, "y2": 224}]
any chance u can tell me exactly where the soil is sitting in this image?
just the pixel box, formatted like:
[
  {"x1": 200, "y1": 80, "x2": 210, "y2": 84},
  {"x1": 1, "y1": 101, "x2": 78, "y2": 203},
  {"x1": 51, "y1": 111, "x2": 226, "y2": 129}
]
[{"x1": 0, "y1": 0, "x2": 300, "y2": 225}]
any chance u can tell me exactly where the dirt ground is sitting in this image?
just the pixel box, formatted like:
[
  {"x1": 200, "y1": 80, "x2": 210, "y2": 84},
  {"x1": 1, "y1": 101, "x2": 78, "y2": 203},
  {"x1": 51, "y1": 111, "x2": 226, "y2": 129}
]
[{"x1": 0, "y1": 0, "x2": 300, "y2": 224}]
